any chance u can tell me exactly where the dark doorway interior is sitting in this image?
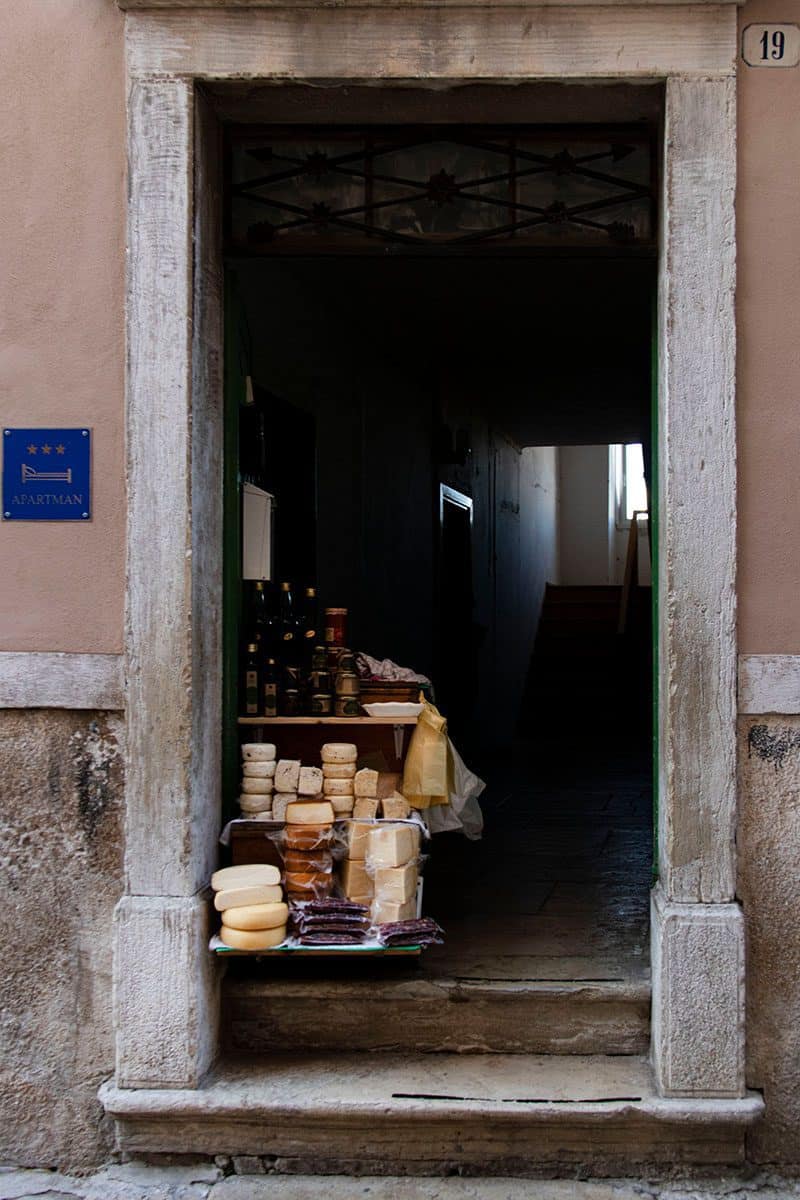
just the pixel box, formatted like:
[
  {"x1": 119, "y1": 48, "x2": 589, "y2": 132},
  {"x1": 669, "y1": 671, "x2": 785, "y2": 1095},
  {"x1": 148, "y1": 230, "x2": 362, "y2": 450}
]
[{"x1": 229, "y1": 251, "x2": 655, "y2": 982}]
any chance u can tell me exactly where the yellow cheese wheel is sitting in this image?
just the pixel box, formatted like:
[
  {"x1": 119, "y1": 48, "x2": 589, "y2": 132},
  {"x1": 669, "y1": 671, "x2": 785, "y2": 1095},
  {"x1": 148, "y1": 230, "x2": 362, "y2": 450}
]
[
  {"x1": 221, "y1": 901, "x2": 289, "y2": 931},
  {"x1": 214, "y1": 884, "x2": 283, "y2": 912},
  {"x1": 219, "y1": 924, "x2": 287, "y2": 950},
  {"x1": 322, "y1": 762, "x2": 357, "y2": 779},
  {"x1": 211, "y1": 863, "x2": 280, "y2": 891},
  {"x1": 285, "y1": 800, "x2": 334, "y2": 825},
  {"x1": 320, "y1": 742, "x2": 358, "y2": 763}
]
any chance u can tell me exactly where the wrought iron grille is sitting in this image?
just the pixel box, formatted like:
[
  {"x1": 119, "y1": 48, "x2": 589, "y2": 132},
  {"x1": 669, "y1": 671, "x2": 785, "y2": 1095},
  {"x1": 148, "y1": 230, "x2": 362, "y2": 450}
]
[{"x1": 227, "y1": 126, "x2": 656, "y2": 252}]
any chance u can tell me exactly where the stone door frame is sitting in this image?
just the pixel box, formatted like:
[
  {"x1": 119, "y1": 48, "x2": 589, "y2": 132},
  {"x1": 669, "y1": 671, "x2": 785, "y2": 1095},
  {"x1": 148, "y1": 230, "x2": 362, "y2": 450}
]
[{"x1": 114, "y1": 2, "x2": 744, "y2": 1099}]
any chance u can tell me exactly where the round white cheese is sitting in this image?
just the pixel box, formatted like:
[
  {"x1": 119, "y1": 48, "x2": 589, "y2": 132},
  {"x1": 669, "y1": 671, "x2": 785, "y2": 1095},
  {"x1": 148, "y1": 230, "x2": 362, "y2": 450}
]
[
  {"x1": 242, "y1": 760, "x2": 277, "y2": 778},
  {"x1": 238, "y1": 795, "x2": 273, "y2": 814},
  {"x1": 322, "y1": 762, "x2": 357, "y2": 779},
  {"x1": 320, "y1": 742, "x2": 358, "y2": 764},
  {"x1": 241, "y1": 777, "x2": 274, "y2": 795},
  {"x1": 241, "y1": 743, "x2": 277, "y2": 761},
  {"x1": 215, "y1": 884, "x2": 284, "y2": 911},
  {"x1": 322, "y1": 777, "x2": 355, "y2": 797},
  {"x1": 211, "y1": 863, "x2": 280, "y2": 892},
  {"x1": 285, "y1": 800, "x2": 334, "y2": 825}
]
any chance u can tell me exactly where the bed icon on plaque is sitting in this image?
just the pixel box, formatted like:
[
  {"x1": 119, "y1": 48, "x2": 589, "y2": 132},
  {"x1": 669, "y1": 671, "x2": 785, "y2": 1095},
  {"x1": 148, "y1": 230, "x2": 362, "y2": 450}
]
[{"x1": 2, "y1": 428, "x2": 91, "y2": 521}]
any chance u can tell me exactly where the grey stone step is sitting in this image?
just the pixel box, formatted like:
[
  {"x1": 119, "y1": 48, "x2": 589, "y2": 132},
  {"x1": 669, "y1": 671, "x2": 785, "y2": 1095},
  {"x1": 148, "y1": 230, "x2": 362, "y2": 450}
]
[
  {"x1": 100, "y1": 1053, "x2": 763, "y2": 1173},
  {"x1": 221, "y1": 974, "x2": 650, "y2": 1055}
]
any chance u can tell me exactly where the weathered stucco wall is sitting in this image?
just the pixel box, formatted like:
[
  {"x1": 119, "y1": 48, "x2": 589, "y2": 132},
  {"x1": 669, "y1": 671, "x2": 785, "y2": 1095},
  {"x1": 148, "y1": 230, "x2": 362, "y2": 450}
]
[
  {"x1": 737, "y1": 0, "x2": 800, "y2": 653},
  {"x1": 0, "y1": 709, "x2": 124, "y2": 1169},
  {"x1": 0, "y1": 0, "x2": 125, "y2": 653},
  {"x1": 739, "y1": 715, "x2": 800, "y2": 1163}
]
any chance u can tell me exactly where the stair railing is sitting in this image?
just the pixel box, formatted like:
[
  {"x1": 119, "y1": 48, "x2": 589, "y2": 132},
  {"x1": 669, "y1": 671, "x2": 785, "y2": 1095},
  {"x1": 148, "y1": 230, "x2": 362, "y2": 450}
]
[{"x1": 617, "y1": 509, "x2": 648, "y2": 635}]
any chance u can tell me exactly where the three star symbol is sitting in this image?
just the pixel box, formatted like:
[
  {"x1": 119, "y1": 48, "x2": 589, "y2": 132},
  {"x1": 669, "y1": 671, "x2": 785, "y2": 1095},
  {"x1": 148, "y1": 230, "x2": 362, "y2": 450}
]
[{"x1": 24, "y1": 442, "x2": 66, "y2": 455}]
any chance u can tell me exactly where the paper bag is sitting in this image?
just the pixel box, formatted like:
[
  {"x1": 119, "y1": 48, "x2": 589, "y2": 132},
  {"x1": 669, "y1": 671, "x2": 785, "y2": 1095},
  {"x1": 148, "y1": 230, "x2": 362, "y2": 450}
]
[{"x1": 401, "y1": 699, "x2": 452, "y2": 808}]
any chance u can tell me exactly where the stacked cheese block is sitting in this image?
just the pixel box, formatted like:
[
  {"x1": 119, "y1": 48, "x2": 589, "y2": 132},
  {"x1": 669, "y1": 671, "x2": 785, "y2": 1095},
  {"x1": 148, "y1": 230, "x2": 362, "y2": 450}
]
[
  {"x1": 239, "y1": 743, "x2": 277, "y2": 818},
  {"x1": 213, "y1": 863, "x2": 288, "y2": 950},
  {"x1": 367, "y1": 822, "x2": 421, "y2": 925},
  {"x1": 321, "y1": 742, "x2": 358, "y2": 817},
  {"x1": 281, "y1": 758, "x2": 335, "y2": 901}
]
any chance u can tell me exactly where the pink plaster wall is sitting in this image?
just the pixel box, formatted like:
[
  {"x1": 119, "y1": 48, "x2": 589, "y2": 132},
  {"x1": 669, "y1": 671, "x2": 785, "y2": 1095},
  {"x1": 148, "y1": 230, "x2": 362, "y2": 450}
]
[
  {"x1": 737, "y1": 0, "x2": 800, "y2": 653},
  {"x1": 0, "y1": 0, "x2": 125, "y2": 653},
  {"x1": 0, "y1": 1, "x2": 797, "y2": 656}
]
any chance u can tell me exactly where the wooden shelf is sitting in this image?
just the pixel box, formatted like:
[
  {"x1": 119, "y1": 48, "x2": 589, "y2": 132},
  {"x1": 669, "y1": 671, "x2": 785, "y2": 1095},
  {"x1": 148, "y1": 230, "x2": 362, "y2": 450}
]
[
  {"x1": 212, "y1": 944, "x2": 422, "y2": 957},
  {"x1": 238, "y1": 716, "x2": 419, "y2": 726}
]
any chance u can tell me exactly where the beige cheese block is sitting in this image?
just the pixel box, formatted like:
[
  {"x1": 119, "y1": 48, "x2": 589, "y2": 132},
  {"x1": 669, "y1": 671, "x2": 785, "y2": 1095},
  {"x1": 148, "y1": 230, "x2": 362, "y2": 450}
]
[
  {"x1": 381, "y1": 794, "x2": 411, "y2": 820},
  {"x1": 323, "y1": 777, "x2": 354, "y2": 797},
  {"x1": 340, "y1": 858, "x2": 374, "y2": 899},
  {"x1": 242, "y1": 760, "x2": 277, "y2": 778},
  {"x1": 215, "y1": 883, "x2": 284, "y2": 911},
  {"x1": 249, "y1": 812, "x2": 275, "y2": 823},
  {"x1": 367, "y1": 823, "x2": 419, "y2": 869},
  {"x1": 272, "y1": 793, "x2": 295, "y2": 823},
  {"x1": 374, "y1": 863, "x2": 418, "y2": 904},
  {"x1": 286, "y1": 799, "x2": 335, "y2": 825},
  {"x1": 354, "y1": 767, "x2": 379, "y2": 798},
  {"x1": 322, "y1": 762, "x2": 357, "y2": 780},
  {"x1": 321, "y1": 742, "x2": 358, "y2": 764},
  {"x1": 238, "y1": 794, "x2": 274, "y2": 814},
  {"x1": 349, "y1": 895, "x2": 373, "y2": 909},
  {"x1": 211, "y1": 862, "x2": 281, "y2": 891},
  {"x1": 221, "y1": 901, "x2": 289, "y2": 931},
  {"x1": 298, "y1": 765, "x2": 324, "y2": 796},
  {"x1": 329, "y1": 795, "x2": 355, "y2": 815},
  {"x1": 275, "y1": 760, "x2": 301, "y2": 793},
  {"x1": 344, "y1": 820, "x2": 373, "y2": 860},
  {"x1": 376, "y1": 772, "x2": 401, "y2": 799},
  {"x1": 241, "y1": 777, "x2": 274, "y2": 795},
  {"x1": 353, "y1": 797, "x2": 379, "y2": 820},
  {"x1": 242, "y1": 743, "x2": 277, "y2": 762},
  {"x1": 219, "y1": 923, "x2": 287, "y2": 950},
  {"x1": 371, "y1": 897, "x2": 416, "y2": 925}
]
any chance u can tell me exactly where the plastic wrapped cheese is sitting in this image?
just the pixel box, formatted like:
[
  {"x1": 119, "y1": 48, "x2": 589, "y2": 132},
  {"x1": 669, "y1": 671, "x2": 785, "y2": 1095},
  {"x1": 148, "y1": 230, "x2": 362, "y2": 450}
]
[{"x1": 366, "y1": 823, "x2": 420, "y2": 869}]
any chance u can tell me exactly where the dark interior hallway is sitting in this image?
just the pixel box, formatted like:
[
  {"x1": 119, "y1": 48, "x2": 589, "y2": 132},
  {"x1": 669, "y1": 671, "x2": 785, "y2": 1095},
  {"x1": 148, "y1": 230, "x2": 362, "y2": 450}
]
[{"x1": 422, "y1": 583, "x2": 653, "y2": 986}]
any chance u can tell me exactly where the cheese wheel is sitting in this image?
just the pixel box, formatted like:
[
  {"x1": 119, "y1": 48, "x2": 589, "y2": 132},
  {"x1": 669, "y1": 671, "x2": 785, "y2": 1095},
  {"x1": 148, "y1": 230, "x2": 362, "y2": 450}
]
[
  {"x1": 286, "y1": 800, "x2": 334, "y2": 825},
  {"x1": 284, "y1": 849, "x2": 333, "y2": 874},
  {"x1": 211, "y1": 863, "x2": 280, "y2": 891},
  {"x1": 242, "y1": 744, "x2": 276, "y2": 762},
  {"x1": 219, "y1": 924, "x2": 287, "y2": 950},
  {"x1": 239, "y1": 791, "x2": 274, "y2": 810},
  {"x1": 249, "y1": 811, "x2": 275, "y2": 822},
  {"x1": 284, "y1": 869, "x2": 333, "y2": 894},
  {"x1": 329, "y1": 795, "x2": 355, "y2": 815},
  {"x1": 215, "y1": 884, "x2": 284, "y2": 911},
  {"x1": 284, "y1": 823, "x2": 333, "y2": 851},
  {"x1": 241, "y1": 777, "x2": 274, "y2": 795},
  {"x1": 221, "y1": 901, "x2": 289, "y2": 931},
  {"x1": 322, "y1": 762, "x2": 357, "y2": 780},
  {"x1": 320, "y1": 742, "x2": 358, "y2": 764},
  {"x1": 322, "y1": 777, "x2": 354, "y2": 797},
  {"x1": 242, "y1": 760, "x2": 277, "y2": 778}
]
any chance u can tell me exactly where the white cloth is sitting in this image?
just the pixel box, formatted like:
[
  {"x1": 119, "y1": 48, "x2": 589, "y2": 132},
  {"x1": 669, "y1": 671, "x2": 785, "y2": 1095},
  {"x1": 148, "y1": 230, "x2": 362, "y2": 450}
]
[{"x1": 356, "y1": 651, "x2": 430, "y2": 686}]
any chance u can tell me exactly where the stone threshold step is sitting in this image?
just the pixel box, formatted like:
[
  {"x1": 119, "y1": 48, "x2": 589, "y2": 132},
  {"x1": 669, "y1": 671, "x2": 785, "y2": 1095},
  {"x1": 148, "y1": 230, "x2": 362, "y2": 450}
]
[
  {"x1": 100, "y1": 1053, "x2": 763, "y2": 1173},
  {"x1": 222, "y1": 974, "x2": 651, "y2": 1055}
]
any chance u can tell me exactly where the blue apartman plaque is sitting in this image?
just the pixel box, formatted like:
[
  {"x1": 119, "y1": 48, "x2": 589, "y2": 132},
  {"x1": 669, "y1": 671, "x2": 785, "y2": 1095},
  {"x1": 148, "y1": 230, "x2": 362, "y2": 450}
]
[{"x1": 3, "y1": 428, "x2": 91, "y2": 521}]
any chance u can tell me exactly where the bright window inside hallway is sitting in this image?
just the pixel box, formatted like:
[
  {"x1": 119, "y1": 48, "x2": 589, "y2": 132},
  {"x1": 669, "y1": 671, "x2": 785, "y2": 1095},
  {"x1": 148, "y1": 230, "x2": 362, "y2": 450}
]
[{"x1": 217, "y1": 113, "x2": 657, "y2": 1050}]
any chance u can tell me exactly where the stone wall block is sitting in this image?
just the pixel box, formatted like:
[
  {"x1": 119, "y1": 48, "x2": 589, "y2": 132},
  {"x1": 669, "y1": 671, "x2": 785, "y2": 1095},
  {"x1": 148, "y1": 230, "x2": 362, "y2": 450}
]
[
  {"x1": 113, "y1": 894, "x2": 219, "y2": 1089},
  {"x1": 651, "y1": 884, "x2": 745, "y2": 1098}
]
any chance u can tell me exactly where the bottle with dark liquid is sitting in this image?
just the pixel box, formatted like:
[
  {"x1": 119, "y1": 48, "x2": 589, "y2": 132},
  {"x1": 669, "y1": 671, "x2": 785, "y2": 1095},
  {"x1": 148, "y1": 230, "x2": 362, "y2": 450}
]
[
  {"x1": 249, "y1": 580, "x2": 270, "y2": 647},
  {"x1": 241, "y1": 642, "x2": 261, "y2": 716},
  {"x1": 301, "y1": 586, "x2": 318, "y2": 669},
  {"x1": 262, "y1": 657, "x2": 279, "y2": 718},
  {"x1": 279, "y1": 581, "x2": 299, "y2": 666}
]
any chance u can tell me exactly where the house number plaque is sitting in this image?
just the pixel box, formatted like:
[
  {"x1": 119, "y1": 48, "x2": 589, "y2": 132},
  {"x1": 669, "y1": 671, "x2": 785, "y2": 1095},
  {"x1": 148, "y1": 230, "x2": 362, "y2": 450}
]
[{"x1": 742, "y1": 23, "x2": 800, "y2": 67}]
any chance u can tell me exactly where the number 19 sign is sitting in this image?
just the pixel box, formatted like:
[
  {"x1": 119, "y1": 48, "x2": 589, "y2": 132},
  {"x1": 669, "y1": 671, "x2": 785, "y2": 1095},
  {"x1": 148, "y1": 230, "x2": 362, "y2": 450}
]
[{"x1": 742, "y1": 23, "x2": 800, "y2": 67}]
